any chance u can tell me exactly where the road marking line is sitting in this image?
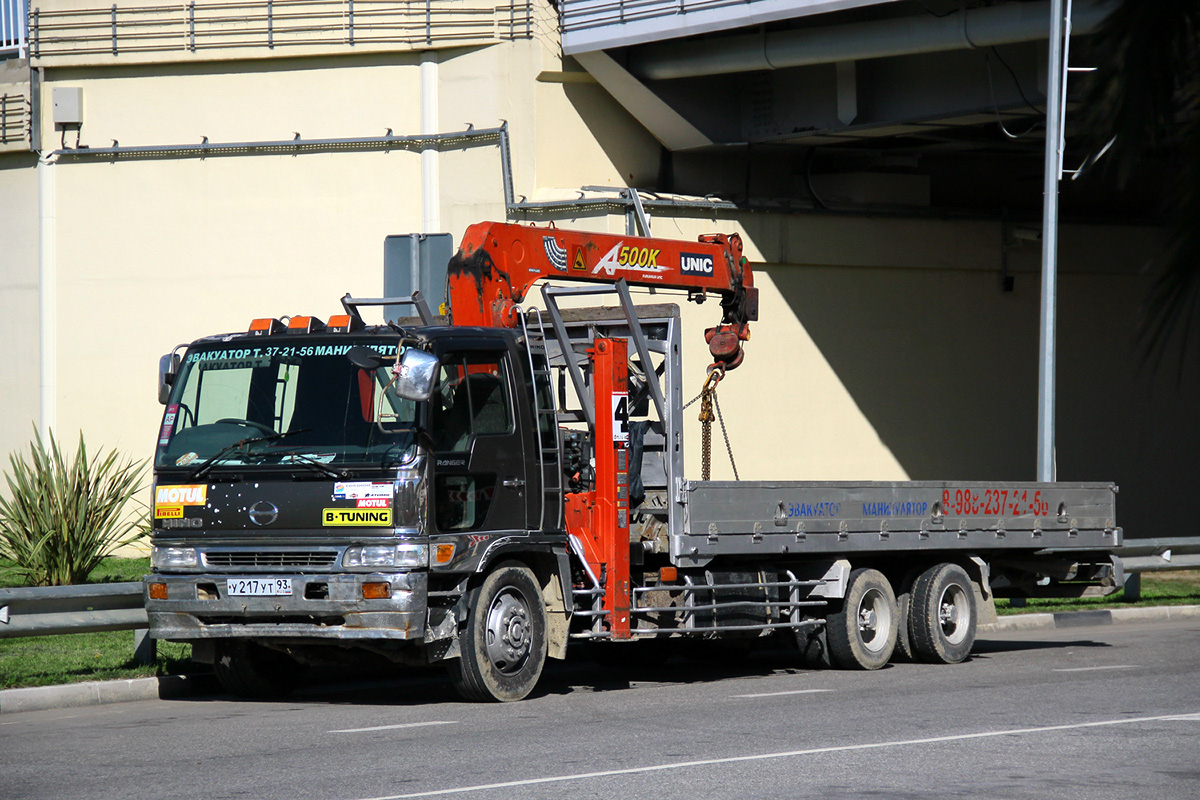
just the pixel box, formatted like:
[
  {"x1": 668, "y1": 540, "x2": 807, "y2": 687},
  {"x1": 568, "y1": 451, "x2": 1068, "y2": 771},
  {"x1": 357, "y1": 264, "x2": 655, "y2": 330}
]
[
  {"x1": 330, "y1": 721, "x2": 458, "y2": 734},
  {"x1": 354, "y1": 712, "x2": 1200, "y2": 800},
  {"x1": 1052, "y1": 665, "x2": 1138, "y2": 673},
  {"x1": 732, "y1": 689, "x2": 832, "y2": 699}
]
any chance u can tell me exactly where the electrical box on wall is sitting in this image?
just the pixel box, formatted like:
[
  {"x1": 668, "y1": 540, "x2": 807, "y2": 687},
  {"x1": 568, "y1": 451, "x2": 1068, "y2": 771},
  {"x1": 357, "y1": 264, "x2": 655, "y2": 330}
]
[{"x1": 53, "y1": 87, "x2": 83, "y2": 126}]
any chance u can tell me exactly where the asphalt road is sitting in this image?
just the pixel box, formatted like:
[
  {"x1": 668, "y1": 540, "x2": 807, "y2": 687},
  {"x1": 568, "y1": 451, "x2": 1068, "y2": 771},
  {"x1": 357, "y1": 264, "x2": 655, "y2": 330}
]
[{"x1": 2, "y1": 620, "x2": 1198, "y2": 800}]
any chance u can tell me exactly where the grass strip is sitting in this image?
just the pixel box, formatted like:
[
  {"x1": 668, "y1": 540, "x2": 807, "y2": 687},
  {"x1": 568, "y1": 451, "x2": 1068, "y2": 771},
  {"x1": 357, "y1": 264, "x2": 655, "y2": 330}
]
[{"x1": 996, "y1": 570, "x2": 1200, "y2": 615}]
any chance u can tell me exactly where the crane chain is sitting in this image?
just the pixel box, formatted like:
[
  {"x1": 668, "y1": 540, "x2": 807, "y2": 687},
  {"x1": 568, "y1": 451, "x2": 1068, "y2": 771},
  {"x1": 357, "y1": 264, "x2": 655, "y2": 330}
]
[{"x1": 695, "y1": 368, "x2": 738, "y2": 481}]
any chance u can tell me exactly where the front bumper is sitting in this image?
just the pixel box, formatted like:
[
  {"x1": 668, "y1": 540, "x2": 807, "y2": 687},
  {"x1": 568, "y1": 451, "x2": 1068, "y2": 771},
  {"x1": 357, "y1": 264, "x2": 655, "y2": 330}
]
[{"x1": 145, "y1": 571, "x2": 427, "y2": 641}]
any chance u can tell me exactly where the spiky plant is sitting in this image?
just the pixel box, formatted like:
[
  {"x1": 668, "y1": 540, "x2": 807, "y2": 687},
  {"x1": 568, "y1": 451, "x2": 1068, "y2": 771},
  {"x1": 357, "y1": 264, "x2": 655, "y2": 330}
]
[{"x1": 0, "y1": 429, "x2": 148, "y2": 586}]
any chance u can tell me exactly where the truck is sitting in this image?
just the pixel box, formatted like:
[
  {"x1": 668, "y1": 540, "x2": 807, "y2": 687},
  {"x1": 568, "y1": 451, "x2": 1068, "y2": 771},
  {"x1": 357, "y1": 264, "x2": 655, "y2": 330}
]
[{"x1": 145, "y1": 221, "x2": 1123, "y2": 701}]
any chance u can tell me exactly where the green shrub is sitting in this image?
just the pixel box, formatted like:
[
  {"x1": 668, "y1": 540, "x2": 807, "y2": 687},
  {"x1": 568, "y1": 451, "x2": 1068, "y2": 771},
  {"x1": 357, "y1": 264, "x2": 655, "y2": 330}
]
[{"x1": 0, "y1": 429, "x2": 148, "y2": 586}]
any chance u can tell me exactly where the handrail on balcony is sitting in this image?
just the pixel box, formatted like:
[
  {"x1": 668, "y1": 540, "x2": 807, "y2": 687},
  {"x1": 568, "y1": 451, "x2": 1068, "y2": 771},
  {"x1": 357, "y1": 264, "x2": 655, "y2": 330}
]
[{"x1": 1, "y1": 0, "x2": 28, "y2": 58}]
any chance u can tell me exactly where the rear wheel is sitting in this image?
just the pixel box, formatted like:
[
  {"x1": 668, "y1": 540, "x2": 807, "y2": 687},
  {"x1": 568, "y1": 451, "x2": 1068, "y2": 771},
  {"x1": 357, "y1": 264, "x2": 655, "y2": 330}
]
[
  {"x1": 213, "y1": 641, "x2": 304, "y2": 698},
  {"x1": 826, "y1": 568, "x2": 897, "y2": 670},
  {"x1": 449, "y1": 563, "x2": 547, "y2": 702},
  {"x1": 909, "y1": 563, "x2": 976, "y2": 664}
]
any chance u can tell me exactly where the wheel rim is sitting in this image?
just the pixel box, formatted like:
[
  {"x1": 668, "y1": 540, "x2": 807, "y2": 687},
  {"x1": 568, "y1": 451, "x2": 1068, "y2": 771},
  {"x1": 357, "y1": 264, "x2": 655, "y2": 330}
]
[
  {"x1": 857, "y1": 588, "x2": 892, "y2": 653},
  {"x1": 938, "y1": 583, "x2": 971, "y2": 645},
  {"x1": 485, "y1": 588, "x2": 532, "y2": 674}
]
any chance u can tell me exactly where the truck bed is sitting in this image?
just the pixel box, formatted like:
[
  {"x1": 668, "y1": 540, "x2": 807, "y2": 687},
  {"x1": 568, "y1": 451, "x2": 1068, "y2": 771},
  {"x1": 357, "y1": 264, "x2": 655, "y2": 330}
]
[{"x1": 674, "y1": 480, "x2": 1119, "y2": 564}]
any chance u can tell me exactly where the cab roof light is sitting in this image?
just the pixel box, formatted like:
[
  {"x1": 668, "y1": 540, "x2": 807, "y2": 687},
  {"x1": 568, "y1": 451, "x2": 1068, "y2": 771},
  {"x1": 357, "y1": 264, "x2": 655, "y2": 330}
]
[
  {"x1": 249, "y1": 318, "x2": 285, "y2": 336},
  {"x1": 287, "y1": 315, "x2": 326, "y2": 334},
  {"x1": 327, "y1": 314, "x2": 364, "y2": 333}
]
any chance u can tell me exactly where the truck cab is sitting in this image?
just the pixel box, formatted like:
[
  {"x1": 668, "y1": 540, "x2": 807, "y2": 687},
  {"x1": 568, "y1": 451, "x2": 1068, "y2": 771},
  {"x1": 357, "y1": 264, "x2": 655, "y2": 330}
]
[{"x1": 146, "y1": 315, "x2": 567, "y2": 700}]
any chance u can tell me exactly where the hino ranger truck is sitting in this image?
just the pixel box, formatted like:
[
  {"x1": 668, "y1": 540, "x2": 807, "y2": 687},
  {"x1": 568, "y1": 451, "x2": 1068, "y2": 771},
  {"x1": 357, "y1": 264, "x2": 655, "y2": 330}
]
[{"x1": 145, "y1": 221, "x2": 1122, "y2": 701}]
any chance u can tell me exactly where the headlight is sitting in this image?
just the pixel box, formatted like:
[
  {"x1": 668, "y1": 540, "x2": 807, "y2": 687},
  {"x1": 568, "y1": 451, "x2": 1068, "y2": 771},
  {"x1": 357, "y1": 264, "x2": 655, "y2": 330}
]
[
  {"x1": 151, "y1": 545, "x2": 198, "y2": 568},
  {"x1": 343, "y1": 544, "x2": 427, "y2": 569}
]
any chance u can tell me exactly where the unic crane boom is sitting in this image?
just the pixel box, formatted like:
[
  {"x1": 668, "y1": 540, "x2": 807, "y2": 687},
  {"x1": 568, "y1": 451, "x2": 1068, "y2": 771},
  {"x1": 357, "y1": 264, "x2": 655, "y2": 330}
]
[{"x1": 445, "y1": 221, "x2": 758, "y2": 370}]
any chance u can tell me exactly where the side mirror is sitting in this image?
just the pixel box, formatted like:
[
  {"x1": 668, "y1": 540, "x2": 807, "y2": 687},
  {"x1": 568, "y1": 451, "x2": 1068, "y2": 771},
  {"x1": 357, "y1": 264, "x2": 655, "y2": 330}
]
[
  {"x1": 158, "y1": 353, "x2": 180, "y2": 405},
  {"x1": 392, "y1": 348, "x2": 438, "y2": 402}
]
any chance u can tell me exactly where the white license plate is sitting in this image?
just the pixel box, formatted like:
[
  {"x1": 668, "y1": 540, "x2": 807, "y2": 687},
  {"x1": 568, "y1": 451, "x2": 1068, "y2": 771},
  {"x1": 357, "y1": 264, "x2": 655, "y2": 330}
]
[{"x1": 226, "y1": 578, "x2": 292, "y2": 597}]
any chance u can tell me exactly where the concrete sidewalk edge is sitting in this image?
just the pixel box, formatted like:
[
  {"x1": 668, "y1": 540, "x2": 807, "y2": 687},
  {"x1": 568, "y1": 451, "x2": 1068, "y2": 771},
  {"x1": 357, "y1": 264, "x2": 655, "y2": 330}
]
[
  {"x1": 977, "y1": 603, "x2": 1200, "y2": 633},
  {"x1": 0, "y1": 673, "x2": 215, "y2": 715},
  {"x1": 4, "y1": 604, "x2": 1198, "y2": 714}
]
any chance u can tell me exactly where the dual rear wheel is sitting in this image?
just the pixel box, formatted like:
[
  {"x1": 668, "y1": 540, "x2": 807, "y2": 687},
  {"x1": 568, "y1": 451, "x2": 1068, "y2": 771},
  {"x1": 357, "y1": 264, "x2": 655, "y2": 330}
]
[{"x1": 824, "y1": 563, "x2": 977, "y2": 670}]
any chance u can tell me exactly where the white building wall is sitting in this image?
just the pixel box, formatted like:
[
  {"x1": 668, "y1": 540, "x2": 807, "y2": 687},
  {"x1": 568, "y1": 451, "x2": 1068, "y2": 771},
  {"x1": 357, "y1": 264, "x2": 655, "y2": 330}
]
[{"x1": 0, "y1": 0, "x2": 1189, "y2": 541}]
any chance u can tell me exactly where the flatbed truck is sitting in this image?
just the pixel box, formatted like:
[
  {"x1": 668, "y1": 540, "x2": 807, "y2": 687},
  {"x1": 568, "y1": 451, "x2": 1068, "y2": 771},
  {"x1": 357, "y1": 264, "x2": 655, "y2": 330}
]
[{"x1": 145, "y1": 222, "x2": 1121, "y2": 700}]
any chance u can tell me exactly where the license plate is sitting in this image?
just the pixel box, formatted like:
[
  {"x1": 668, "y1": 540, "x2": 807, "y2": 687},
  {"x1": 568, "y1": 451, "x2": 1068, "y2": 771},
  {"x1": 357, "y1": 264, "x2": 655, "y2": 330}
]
[{"x1": 226, "y1": 578, "x2": 292, "y2": 596}]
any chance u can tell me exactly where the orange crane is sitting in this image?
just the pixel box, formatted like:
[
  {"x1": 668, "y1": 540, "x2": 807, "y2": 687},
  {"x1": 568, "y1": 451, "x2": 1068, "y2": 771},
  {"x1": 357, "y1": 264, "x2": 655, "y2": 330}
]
[{"x1": 445, "y1": 221, "x2": 757, "y2": 372}]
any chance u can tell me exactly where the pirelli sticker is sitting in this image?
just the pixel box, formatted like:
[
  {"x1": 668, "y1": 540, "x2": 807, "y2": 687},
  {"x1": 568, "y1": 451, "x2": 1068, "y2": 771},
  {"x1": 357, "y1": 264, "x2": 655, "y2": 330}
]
[
  {"x1": 154, "y1": 484, "x2": 207, "y2": 519},
  {"x1": 322, "y1": 507, "x2": 393, "y2": 527}
]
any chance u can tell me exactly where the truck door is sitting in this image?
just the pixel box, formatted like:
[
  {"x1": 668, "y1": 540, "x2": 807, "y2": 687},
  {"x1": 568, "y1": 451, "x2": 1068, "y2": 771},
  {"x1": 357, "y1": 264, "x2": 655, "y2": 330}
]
[{"x1": 430, "y1": 351, "x2": 529, "y2": 534}]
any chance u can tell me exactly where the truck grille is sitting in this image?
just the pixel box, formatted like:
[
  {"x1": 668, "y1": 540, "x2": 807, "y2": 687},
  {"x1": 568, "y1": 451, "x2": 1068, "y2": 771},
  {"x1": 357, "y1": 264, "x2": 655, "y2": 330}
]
[{"x1": 204, "y1": 550, "x2": 339, "y2": 568}]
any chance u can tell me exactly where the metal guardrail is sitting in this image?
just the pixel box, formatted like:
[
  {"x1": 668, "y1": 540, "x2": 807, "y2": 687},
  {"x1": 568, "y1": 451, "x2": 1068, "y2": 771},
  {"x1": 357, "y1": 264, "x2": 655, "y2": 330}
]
[
  {"x1": 1117, "y1": 538, "x2": 1200, "y2": 574},
  {"x1": 0, "y1": 581, "x2": 156, "y2": 664},
  {"x1": 0, "y1": 581, "x2": 146, "y2": 637},
  {"x1": 0, "y1": 539, "x2": 1195, "y2": 644}
]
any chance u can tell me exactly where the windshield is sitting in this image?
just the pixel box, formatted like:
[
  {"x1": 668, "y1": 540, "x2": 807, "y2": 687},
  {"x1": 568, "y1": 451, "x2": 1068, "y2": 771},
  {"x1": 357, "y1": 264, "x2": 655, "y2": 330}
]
[{"x1": 155, "y1": 339, "x2": 418, "y2": 471}]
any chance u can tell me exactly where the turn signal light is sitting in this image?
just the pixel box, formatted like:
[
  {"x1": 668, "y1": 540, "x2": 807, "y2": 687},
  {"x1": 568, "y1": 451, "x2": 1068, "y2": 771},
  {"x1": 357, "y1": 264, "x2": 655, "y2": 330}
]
[
  {"x1": 434, "y1": 544, "x2": 455, "y2": 564},
  {"x1": 362, "y1": 582, "x2": 391, "y2": 600},
  {"x1": 148, "y1": 582, "x2": 168, "y2": 600},
  {"x1": 659, "y1": 566, "x2": 678, "y2": 583}
]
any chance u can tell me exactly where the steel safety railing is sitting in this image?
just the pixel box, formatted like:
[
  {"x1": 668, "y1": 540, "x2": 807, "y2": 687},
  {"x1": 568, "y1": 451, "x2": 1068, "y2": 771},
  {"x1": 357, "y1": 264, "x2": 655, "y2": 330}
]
[
  {"x1": 1, "y1": 0, "x2": 27, "y2": 56},
  {"x1": 0, "y1": 581, "x2": 155, "y2": 664},
  {"x1": 560, "y1": 0, "x2": 760, "y2": 36},
  {"x1": 28, "y1": 0, "x2": 532, "y2": 59}
]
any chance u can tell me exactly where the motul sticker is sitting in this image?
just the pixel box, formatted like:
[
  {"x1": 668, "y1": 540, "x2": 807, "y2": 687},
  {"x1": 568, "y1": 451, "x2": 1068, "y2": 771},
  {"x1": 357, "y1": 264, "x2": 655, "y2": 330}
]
[
  {"x1": 333, "y1": 482, "x2": 393, "y2": 500},
  {"x1": 356, "y1": 498, "x2": 391, "y2": 509},
  {"x1": 323, "y1": 508, "x2": 393, "y2": 526},
  {"x1": 155, "y1": 484, "x2": 207, "y2": 506}
]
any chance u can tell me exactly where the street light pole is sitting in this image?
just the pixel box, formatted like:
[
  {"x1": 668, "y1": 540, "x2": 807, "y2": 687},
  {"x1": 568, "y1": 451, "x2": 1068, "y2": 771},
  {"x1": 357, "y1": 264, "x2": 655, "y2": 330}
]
[{"x1": 1038, "y1": 0, "x2": 1069, "y2": 482}]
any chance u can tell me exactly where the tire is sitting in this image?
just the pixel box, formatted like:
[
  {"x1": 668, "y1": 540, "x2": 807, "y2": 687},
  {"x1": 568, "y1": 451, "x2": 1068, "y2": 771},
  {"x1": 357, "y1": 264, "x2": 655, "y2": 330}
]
[
  {"x1": 213, "y1": 641, "x2": 304, "y2": 698},
  {"x1": 449, "y1": 563, "x2": 547, "y2": 702},
  {"x1": 909, "y1": 563, "x2": 976, "y2": 664},
  {"x1": 894, "y1": 589, "x2": 915, "y2": 662},
  {"x1": 825, "y1": 568, "x2": 898, "y2": 670}
]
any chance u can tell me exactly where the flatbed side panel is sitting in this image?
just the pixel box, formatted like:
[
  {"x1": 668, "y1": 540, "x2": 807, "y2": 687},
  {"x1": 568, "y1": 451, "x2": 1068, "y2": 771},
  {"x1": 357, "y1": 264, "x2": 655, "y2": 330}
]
[{"x1": 673, "y1": 481, "x2": 1119, "y2": 564}]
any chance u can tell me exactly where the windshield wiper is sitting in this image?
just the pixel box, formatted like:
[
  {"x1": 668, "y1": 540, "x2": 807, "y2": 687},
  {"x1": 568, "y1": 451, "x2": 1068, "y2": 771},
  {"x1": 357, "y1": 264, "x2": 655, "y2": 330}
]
[
  {"x1": 185, "y1": 429, "x2": 310, "y2": 481},
  {"x1": 276, "y1": 451, "x2": 347, "y2": 479}
]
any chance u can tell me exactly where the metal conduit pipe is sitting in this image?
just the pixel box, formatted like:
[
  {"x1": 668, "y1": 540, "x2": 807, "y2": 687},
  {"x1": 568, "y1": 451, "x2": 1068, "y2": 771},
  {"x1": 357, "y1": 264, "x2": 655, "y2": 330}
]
[{"x1": 627, "y1": 0, "x2": 1111, "y2": 81}]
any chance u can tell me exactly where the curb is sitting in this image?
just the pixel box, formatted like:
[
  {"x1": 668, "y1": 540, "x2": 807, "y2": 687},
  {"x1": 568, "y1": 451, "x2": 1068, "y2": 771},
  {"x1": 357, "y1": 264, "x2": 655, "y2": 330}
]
[
  {"x1": 4, "y1": 604, "x2": 1199, "y2": 714},
  {"x1": 0, "y1": 673, "x2": 215, "y2": 715},
  {"x1": 977, "y1": 603, "x2": 1200, "y2": 634}
]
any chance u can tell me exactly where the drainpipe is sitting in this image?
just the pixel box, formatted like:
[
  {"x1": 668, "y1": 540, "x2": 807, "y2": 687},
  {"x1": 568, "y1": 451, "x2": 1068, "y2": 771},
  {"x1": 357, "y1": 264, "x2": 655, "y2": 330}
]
[
  {"x1": 420, "y1": 51, "x2": 439, "y2": 234},
  {"x1": 37, "y1": 153, "x2": 56, "y2": 439}
]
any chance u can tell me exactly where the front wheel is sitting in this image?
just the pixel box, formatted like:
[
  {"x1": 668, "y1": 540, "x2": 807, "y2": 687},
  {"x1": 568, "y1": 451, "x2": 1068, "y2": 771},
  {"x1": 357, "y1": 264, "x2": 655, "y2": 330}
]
[
  {"x1": 449, "y1": 563, "x2": 547, "y2": 702},
  {"x1": 826, "y1": 568, "x2": 898, "y2": 670},
  {"x1": 909, "y1": 563, "x2": 976, "y2": 664}
]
